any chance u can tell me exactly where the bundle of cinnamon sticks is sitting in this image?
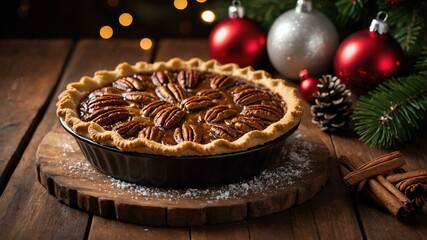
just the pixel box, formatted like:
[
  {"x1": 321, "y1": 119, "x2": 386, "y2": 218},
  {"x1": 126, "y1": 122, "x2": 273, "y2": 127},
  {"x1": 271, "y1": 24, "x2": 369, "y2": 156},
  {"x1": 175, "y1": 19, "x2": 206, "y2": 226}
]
[{"x1": 338, "y1": 151, "x2": 427, "y2": 217}]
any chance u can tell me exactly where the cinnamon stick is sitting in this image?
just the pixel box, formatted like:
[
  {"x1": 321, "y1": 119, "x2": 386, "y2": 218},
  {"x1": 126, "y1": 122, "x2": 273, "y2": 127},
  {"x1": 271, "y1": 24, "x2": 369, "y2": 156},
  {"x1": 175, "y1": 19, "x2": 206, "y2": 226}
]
[
  {"x1": 367, "y1": 178, "x2": 409, "y2": 217},
  {"x1": 386, "y1": 170, "x2": 427, "y2": 186},
  {"x1": 348, "y1": 155, "x2": 368, "y2": 191},
  {"x1": 343, "y1": 152, "x2": 405, "y2": 188},
  {"x1": 338, "y1": 153, "x2": 413, "y2": 217},
  {"x1": 375, "y1": 175, "x2": 412, "y2": 209},
  {"x1": 359, "y1": 151, "x2": 403, "y2": 170},
  {"x1": 386, "y1": 170, "x2": 427, "y2": 211}
]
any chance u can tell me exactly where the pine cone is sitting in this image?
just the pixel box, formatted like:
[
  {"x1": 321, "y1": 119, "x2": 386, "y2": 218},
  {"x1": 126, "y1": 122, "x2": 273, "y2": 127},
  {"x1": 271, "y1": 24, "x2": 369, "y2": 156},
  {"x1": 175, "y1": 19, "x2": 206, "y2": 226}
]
[{"x1": 311, "y1": 75, "x2": 352, "y2": 131}]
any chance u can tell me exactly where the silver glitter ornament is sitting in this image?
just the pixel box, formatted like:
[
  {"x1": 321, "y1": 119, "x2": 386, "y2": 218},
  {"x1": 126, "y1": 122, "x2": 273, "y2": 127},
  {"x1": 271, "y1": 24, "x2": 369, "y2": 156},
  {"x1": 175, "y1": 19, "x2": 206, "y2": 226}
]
[{"x1": 267, "y1": 0, "x2": 339, "y2": 80}]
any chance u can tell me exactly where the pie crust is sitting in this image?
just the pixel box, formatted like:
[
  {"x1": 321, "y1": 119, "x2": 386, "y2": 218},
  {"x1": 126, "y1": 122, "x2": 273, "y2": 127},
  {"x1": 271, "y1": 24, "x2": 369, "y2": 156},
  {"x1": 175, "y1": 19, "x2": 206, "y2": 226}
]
[{"x1": 57, "y1": 58, "x2": 303, "y2": 156}]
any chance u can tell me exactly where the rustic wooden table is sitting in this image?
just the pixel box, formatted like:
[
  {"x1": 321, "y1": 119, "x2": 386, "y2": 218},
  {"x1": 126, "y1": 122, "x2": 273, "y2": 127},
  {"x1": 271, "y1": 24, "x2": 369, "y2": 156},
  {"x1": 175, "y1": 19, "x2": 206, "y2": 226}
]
[{"x1": 0, "y1": 39, "x2": 426, "y2": 239}]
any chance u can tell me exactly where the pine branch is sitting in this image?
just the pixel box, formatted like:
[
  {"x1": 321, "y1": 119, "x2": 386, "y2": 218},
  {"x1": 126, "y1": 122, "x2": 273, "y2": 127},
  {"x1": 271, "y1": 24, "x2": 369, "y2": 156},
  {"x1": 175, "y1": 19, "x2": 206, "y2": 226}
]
[
  {"x1": 415, "y1": 47, "x2": 427, "y2": 76},
  {"x1": 377, "y1": 1, "x2": 426, "y2": 53},
  {"x1": 335, "y1": 0, "x2": 365, "y2": 26},
  {"x1": 353, "y1": 75, "x2": 427, "y2": 148}
]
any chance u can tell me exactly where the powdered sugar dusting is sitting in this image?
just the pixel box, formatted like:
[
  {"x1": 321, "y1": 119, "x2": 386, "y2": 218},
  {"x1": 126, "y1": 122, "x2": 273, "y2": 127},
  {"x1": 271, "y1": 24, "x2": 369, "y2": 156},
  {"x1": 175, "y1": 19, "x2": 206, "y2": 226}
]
[
  {"x1": 59, "y1": 132, "x2": 318, "y2": 201},
  {"x1": 59, "y1": 142, "x2": 102, "y2": 180}
]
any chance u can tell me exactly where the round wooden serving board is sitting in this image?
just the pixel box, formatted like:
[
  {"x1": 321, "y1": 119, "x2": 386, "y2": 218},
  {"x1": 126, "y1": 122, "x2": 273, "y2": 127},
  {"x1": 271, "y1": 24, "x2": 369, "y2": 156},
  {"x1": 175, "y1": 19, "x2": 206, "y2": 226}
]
[{"x1": 36, "y1": 126, "x2": 330, "y2": 226}]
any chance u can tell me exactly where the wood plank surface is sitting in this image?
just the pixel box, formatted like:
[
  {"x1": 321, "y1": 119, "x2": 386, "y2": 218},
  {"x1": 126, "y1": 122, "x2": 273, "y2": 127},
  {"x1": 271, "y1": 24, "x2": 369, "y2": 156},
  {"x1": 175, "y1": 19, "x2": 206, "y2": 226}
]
[
  {"x1": 300, "y1": 98, "x2": 363, "y2": 239},
  {"x1": 155, "y1": 39, "x2": 211, "y2": 61},
  {"x1": 191, "y1": 221, "x2": 249, "y2": 240},
  {"x1": 268, "y1": 81, "x2": 363, "y2": 239},
  {"x1": 89, "y1": 217, "x2": 190, "y2": 240},
  {"x1": 0, "y1": 39, "x2": 153, "y2": 239},
  {"x1": 247, "y1": 211, "x2": 294, "y2": 239},
  {"x1": 0, "y1": 39, "x2": 72, "y2": 193}
]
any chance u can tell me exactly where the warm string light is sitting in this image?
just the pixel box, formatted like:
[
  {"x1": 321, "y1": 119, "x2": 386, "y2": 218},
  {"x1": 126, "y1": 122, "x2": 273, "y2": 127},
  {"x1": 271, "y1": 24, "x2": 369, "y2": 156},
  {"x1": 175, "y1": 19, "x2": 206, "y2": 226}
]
[
  {"x1": 201, "y1": 10, "x2": 215, "y2": 23},
  {"x1": 100, "y1": 0, "x2": 215, "y2": 49},
  {"x1": 119, "y1": 13, "x2": 133, "y2": 26},
  {"x1": 174, "y1": 0, "x2": 188, "y2": 10},
  {"x1": 140, "y1": 38, "x2": 153, "y2": 50},
  {"x1": 99, "y1": 26, "x2": 113, "y2": 39}
]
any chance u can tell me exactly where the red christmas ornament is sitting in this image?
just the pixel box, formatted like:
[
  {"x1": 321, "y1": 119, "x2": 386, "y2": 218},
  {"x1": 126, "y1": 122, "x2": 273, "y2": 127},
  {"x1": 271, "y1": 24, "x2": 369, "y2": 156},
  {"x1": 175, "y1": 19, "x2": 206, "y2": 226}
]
[
  {"x1": 298, "y1": 69, "x2": 318, "y2": 103},
  {"x1": 208, "y1": 1, "x2": 266, "y2": 67},
  {"x1": 334, "y1": 12, "x2": 403, "y2": 94}
]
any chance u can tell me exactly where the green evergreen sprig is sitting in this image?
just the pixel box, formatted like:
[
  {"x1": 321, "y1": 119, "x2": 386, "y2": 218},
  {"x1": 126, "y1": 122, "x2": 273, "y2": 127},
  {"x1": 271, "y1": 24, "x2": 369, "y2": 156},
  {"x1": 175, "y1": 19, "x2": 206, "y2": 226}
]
[
  {"x1": 242, "y1": 0, "x2": 295, "y2": 29},
  {"x1": 335, "y1": 0, "x2": 365, "y2": 26},
  {"x1": 415, "y1": 47, "x2": 427, "y2": 76},
  {"x1": 377, "y1": 1, "x2": 426, "y2": 53},
  {"x1": 353, "y1": 76, "x2": 427, "y2": 148}
]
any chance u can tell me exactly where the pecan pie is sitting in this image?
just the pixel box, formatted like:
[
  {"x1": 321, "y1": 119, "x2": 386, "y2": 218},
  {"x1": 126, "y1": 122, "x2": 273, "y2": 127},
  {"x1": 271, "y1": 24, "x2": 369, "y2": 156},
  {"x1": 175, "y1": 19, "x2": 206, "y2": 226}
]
[{"x1": 57, "y1": 58, "x2": 303, "y2": 156}]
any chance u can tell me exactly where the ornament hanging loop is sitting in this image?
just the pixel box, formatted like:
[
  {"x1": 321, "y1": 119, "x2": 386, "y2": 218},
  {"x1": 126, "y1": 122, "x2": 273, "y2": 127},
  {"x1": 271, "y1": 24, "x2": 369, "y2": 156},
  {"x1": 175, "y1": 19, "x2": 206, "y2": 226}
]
[
  {"x1": 296, "y1": 0, "x2": 313, "y2": 13},
  {"x1": 369, "y1": 11, "x2": 389, "y2": 34},
  {"x1": 377, "y1": 11, "x2": 388, "y2": 22},
  {"x1": 229, "y1": 0, "x2": 245, "y2": 18}
]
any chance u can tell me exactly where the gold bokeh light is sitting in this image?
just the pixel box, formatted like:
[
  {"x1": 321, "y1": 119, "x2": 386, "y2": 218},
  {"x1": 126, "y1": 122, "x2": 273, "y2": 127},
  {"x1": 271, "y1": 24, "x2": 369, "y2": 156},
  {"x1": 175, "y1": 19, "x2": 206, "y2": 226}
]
[
  {"x1": 196, "y1": 0, "x2": 207, "y2": 3},
  {"x1": 201, "y1": 10, "x2": 215, "y2": 23},
  {"x1": 119, "y1": 13, "x2": 133, "y2": 26},
  {"x1": 174, "y1": 0, "x2": 188, "y2": 10},
  {"x1": 140, "y1": 38, "x2": 153, "y2": 50},
  {"x1": 100, "y1": 26, "x2": 113, "y2": 39}
]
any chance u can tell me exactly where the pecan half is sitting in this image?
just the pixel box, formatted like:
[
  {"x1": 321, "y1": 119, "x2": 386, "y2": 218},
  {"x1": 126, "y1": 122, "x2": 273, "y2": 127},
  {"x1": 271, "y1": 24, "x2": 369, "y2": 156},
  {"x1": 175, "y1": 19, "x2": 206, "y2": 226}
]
[
  {"x1": 196, "y1": 89, "x2": 221, "y2": 99},
  {"x1": 231, "y1": 84, "x2": 254, "y2": 94},
  {"x1": 210, "y1": 124, "x2": 241, "y2": 142},
  {"x1": 233, "y1": 88, "x2": 270, "y2": 106},
  {"x1": 262, "y1": 100, "x2": 287, "y2": 115},
  {"x1": 204, "y1": 105, "x2": 237, "y2": 123},
  {"x1": 174, "y1": 123, "x2": 202, "y2": 143},
  {"x1": 123, "y1": 91, "x2": 156, "y2": 104},
  {"x1": 177, "y1": 69, "x2": 200, "y2": 90},
  {"x1": 230, "y1": 116, "x2": 269, "y2": 133},
  {"x1": 155, "y1": 83, "x2": 187, "y2": 104},
  {"x1": 154, "y1": 106, "x2": 186, "y2": 129},
  {"x1": 180, "y1": 96, "x2": 213, "y2": 112},
  {"x1": 84, "y1": 106, "x2": 130, "y2": 126},
  {"x1": 151, "y1": 70, "x2": 175, "y2": 86},
  {"x1": 88, "y1": 87, "x2": 123, "y2": 99},
  {"x1": 133, "y1": 73, "x2": 151, "y2": 82},
  {"x1": 210, "y1": 75, "x2": 235, "y2": 91},
  {"x1": 241, "y1": 104, "x2": 284, "y2": 122},
  {"x1": 138, "y1": 126, "x2": 165, "y2": 142},
  {"x1": 112, "y1": 76, "x2": 145, "y2": 91},
  {"x1": 140, "y1": 100, "x2": 172, "y2": 117},
  {"x1": 86, "y1": 95, "x2": 127, "y2": 112},
  {"x1": 113, "y1": 120, "x2": 142, "y2": 138}
]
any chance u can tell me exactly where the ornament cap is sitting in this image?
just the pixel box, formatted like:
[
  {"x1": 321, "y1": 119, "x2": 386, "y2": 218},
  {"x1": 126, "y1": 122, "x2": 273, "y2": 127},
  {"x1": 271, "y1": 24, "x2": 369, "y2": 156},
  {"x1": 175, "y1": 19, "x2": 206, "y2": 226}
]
[
  {"x1": 296, "y1": 0, "x2": 313, "y2": 13},
  {"x1": 369, "y1": 11, "x2": 389, "y2": 34},
  {"x1": 229, "y1": 0, "x2": 245, "y2": 18}
]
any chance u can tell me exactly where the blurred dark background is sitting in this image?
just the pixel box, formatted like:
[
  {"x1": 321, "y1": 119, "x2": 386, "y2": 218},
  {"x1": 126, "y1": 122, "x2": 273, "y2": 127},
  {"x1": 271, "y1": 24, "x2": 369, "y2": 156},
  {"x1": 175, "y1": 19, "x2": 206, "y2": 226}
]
[{"x1": 1, "y1": 0, "x2": 226, "y2": 39}]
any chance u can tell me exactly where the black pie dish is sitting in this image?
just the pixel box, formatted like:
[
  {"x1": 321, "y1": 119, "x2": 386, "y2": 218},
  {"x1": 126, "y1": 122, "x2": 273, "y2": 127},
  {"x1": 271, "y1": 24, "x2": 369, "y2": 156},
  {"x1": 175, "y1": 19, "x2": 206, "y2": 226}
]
[{"x1": 59, "y1": 118, "x2": 300, "y2": 188}]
